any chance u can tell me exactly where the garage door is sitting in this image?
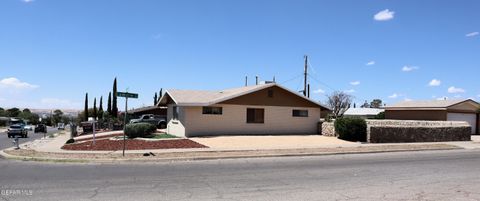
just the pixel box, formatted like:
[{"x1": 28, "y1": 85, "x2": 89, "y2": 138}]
[{"x1": 447, "y1": 113, "x2": 477, "y2": 134}]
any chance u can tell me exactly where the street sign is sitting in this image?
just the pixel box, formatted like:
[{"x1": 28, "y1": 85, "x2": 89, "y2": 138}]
[
  {"x1": 117, "y1": 92, "x2": 138, "y2": 99},
  {"x1": 117, "y1": 90, "x2": 138, "y2": 157}
]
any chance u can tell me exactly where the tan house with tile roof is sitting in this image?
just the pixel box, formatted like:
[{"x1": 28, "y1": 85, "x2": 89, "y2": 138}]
[
  {"x1": 157, "y1": 83, "x2": 330, "y2": 137},
  {"x1": 385, "y1": 99, "x2": 480, "y2": 134}
]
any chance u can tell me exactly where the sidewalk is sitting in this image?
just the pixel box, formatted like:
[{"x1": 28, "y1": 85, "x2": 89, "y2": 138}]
[{"x1": 2, "y1": 131, "x2": 479, "y2": 163}]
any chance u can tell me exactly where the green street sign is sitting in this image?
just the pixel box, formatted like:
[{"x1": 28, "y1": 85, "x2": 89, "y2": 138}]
[{"x1": 117, "y1": 92, "x2": 138, "y2": 99}]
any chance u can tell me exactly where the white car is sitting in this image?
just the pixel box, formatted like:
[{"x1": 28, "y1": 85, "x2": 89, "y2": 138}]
[{"x1": 24, "y1": 125, "x2": 33, "y2": 131}]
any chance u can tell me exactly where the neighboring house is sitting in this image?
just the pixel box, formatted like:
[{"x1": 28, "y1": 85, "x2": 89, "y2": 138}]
[
  {"x1": 385, "y1": 99, "x2": 480, "y2": 134},
  {"x1": 343, "y1": 108, "x2": 385, "y2": 119},
  {"x1": 157, "y1": 83, "x2": 330, "y2": 137}
]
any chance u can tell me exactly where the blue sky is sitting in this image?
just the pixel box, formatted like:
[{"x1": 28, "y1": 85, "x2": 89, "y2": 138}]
[{"x1": 0, "y1": 0, "x2": 479, "y2": 110}]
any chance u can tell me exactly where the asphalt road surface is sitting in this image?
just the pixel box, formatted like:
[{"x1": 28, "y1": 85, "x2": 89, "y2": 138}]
[
  {"x1": 0, "y1": 127, "x2": 57, "y2": 150},
  {"x1": 1, "y1": 149, "x2": 480, "y2": 201}
]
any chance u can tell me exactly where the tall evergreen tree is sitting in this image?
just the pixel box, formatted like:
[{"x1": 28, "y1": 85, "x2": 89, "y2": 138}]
[
  {"x1": 154, "y1": 92, "x2": 158, "y2": 105},
  {"x1": 107, "y1": 92, "x2": 112, "y2": 115},
  {"x1": 98, "y1": 96, "x2": 104, "y2": 120},
  {"x1": 93, "y1": 97, "x2": 97, "y2": 120},
  {"x1": 112, "y1": 78, "x2": 118, "y2": 117},
  {"x1": 84, "y1": 93, "x2": 89, "y2": 121}
]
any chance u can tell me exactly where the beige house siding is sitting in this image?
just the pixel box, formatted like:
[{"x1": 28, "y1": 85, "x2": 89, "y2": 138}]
[
  {"x1": 166, "y1": 104, "x2": 187, "y2": 137},
  {"x1": 174, "y1": 104, "x2": 320, "y2": 137}
]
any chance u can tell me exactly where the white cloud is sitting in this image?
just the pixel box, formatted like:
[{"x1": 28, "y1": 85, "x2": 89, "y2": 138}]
[
  {"x1": 344, "y1": 89, "x2": 355, "y2": 93},
  {"x1": 404, "y1": 98, "x2": 413, "y2": 102},
  {"x1": 454, "y1": 95, "x2": 462, "y2": 98},
  {"x1": 436, "y1": 96, "x2": 449, "y2": 100},
  {"x1": 478, "y1": 95, "x2": 480, "y2": 98},
  {"x1": 448, "y1": 86, "x2": 466, "y2": 93},
  {"x1": 0, "y1": 77, "x2": 38, "y2": 90},
  {"x1": 350, "y1": 81, "x2": 361, "y2": 86},
  {"x1": 428, "y1": 79, "x2": 441, "y2": 87},
  {"x1": 466, "y1": 32, "x2": 479, "y2": 37},
  {"x1": 366, "y1": 61, "x2": 375, "y2": 66},
  {"x1": 313, "y1": 88, "x2": 325, "y2": 94},
  {"x1": 374, "y1": 9, "x2": 395, "y2": 21},
  {"x1": 402, "y1": 66, "x2": 419, "y2": 72},
  {"x1": 388, "y1": 93, "x2": 400, "y2": 99},
  {"x1": 22, "y1": 0, "x2": 34, "y2": 3}
]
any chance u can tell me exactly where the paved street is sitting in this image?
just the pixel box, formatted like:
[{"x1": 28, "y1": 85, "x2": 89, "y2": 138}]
[
  {"x1": 0, "y1": 128, "x2": 57, "y2": 150},
  {"x1": 1, "y1": 149, "x2": 480, "y2": 201}
]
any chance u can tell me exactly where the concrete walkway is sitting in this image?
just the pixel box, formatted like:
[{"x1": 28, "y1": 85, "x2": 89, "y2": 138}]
[{"x1": 191, "y1": 135, "x2": 357, "y2": 150}]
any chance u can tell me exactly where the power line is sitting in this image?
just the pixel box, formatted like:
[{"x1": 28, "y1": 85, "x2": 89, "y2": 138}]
[{"x1": 279, "y1": 73, "x2": 304, "y2": 85}]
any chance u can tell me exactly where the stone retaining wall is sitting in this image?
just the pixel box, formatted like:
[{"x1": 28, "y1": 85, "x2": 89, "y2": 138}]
[
  {"x1": 319, "y1": 119, "x2": 471, "y2": 143},
  {"x1": 366, "y1": 120, "x2": 471, "y2": 143},
  {"x1": 320, "y1": 121, "x2": 337, "y2": 137}
]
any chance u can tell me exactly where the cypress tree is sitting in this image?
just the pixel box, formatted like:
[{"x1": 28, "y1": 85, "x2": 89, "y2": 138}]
[
  {"x1": 107, "y1": 92, "x2": 112, "y2": 115},
  {"x1": 112, "y1": 78, "x2": 118, "y2": 117},
  {"x1": 93, "y1": 97, "x2": 97, "y2": 120},
  {"x1": 84, "y1": 93, "x2": 88, "y2": 121},
  {"x1": 98, "y1": 96, "x2": 104, "y2": 120},
  {"x1": 154, "y1": 92, "x2": 158, "y2": 105}
]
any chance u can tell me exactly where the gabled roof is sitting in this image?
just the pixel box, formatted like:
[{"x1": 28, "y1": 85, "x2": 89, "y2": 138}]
[
  {"x1": 158, "y1": 83, "x2": 330, "y2": 110},
  {"x1": 385, "y1": 99, "x2": 480, "y2": 109},
  {"x1": 344, "y1": 108, "x2": 385, "y2": 116}
]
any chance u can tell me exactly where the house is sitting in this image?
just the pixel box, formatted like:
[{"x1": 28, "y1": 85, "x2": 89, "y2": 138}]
[
  {"x1": 343, "y1": 108, "x2": 385, "y2": 119},
  {"x1": 157, "y1": 83, "x2": 330, "y2": 137},
  {"x1": 385, "y1": 99, "x2": 480, "y2": 134}
]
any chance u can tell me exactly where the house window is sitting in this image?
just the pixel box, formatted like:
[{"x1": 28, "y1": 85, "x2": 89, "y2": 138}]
[
  {"x1": 173, "y1": 106, "x2": 179, "y2": 120},
  {"x1": 247, "y1": 108, "x2": 264, "y2": 123},
  {"x1": 202, "y1": 107, "x2": 223, "y2": 115},
  {"x1": 292, "y1": 109, "x2": 308, "y2": 117},
  {"x1": 268, "y1": 89, "x2": 274, "y2": 98}
]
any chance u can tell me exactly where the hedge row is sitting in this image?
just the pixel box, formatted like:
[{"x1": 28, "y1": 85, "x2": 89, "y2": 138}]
[{"x1": 125, "y1": 123, "x2": 157, "y2": 138}]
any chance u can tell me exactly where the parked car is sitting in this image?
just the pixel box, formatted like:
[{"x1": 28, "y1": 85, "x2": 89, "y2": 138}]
[
  {"x1": 57, "y1": 123, "x2": 65, "y2": 130},
  {"x1": 80, "y1": 121, "x2": 99, "y2": 134},
  {"x1": 34, "y1": 124, "x2": 47, "y2": 133},
  {"x1": 24, "y1": 125, "x2": 33, "y2": 131},
  {"x1": 130, "y1": 114, "x2": 166, "y2": 129},
  {"x1": 7, "y1": 124, "x2": 28, "y2": 138}
]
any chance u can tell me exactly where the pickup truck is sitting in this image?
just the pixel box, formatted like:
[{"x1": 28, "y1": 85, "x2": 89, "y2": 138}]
[
  {"x1": 7, "y1": 124, "x2": 28, "y2": 138},
  {"x1": 129, "y1": 114, "x2": 166, "y2": 129}
]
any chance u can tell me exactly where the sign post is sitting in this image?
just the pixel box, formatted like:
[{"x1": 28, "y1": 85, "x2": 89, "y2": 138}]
[{"x1": 117, "y1": 91, "x2": 138, "y2": 156}]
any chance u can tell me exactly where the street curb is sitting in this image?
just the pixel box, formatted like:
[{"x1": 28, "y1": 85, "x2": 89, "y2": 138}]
[{"x1": 0, "y1": 145, "x2": 464, "y2": 164}]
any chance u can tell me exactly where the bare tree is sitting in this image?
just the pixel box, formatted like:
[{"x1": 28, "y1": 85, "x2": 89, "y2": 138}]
[
  {"x1": 326, "y1": 91, "x2": 353, "y2": 119},
  {"x1": 370, "y1": 99, "x2": 383, "y2": 108}
]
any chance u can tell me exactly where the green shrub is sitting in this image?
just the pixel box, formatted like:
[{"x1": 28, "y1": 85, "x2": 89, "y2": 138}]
[
  {"x1": 334, "y1": 117, "x2": 367, "y2": 142},
  {"x1": 373, "y1": 112, "x2": 385, "y2": 119},
  {"x1": 125, "y1": 123, "x2": 156, "y2": 138}
]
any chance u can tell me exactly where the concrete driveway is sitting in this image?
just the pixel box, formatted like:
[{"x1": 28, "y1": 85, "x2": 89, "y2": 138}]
[{"x1": 191, "y1": 135, "x2": 357, "y2": 150}]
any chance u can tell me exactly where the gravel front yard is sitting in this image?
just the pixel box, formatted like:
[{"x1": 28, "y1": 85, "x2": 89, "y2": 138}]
[{"x1": 62, "y1": 138, "x2": 208, "y2": 151}]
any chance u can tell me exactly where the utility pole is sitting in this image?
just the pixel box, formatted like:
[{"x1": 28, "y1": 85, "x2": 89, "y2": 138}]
[{"x1": 303, "y1": 55, "x2": 308, "y2": 97}]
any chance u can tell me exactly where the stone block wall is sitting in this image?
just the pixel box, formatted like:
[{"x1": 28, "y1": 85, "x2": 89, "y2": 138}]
[
  {"x1": 319, "y1": 119, "x2": 471, "y2": 143},
  {"x1": 366, "y1": 120, "x2": 471, "y2": 143},
  {"x1": 320, "y1": 121, "x2": 337, "y2": 137}
]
